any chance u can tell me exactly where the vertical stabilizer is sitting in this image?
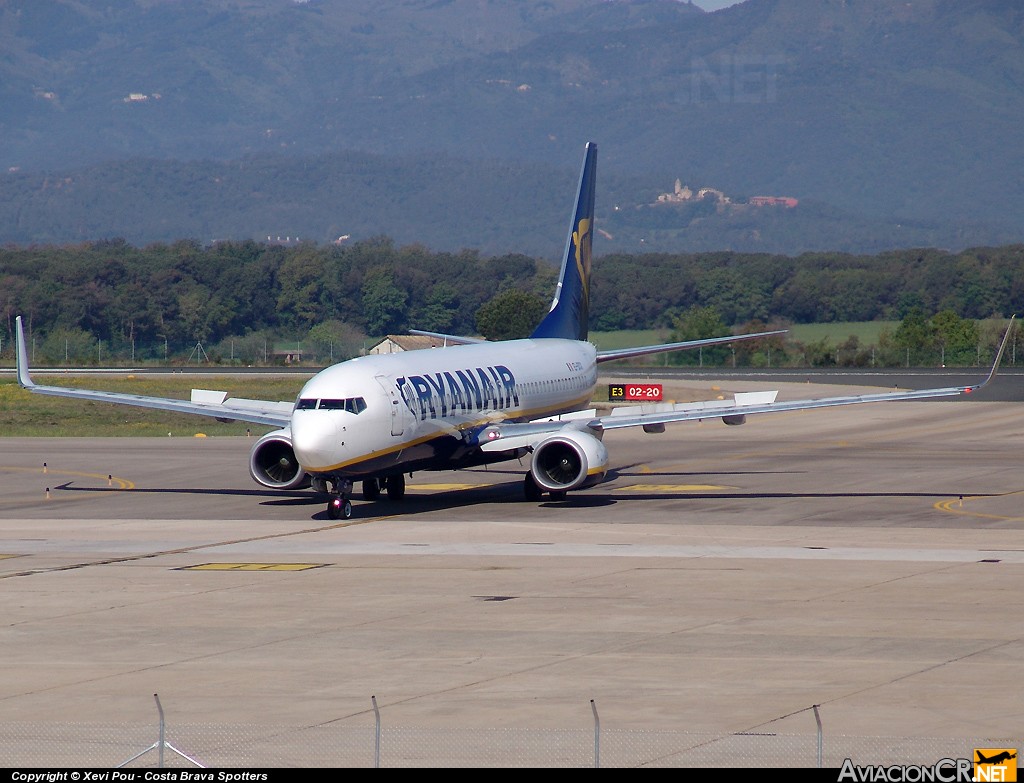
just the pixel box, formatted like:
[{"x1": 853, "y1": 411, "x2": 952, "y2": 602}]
[{"x1": 530, "y1": 141, "x2": 597, "y2": 341}]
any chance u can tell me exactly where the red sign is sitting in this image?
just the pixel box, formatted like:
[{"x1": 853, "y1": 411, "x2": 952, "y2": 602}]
[{"x1": 608, "y1": 383, "x2": 663, "y2": 402}]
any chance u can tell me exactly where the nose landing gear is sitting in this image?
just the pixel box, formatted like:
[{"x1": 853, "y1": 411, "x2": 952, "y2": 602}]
[
  {"x1": 326, "y1": 478, "x2": 354, "y2": 520},
  {"x1": 328, "y1": 495, "x2": 353, "y2": 520}
]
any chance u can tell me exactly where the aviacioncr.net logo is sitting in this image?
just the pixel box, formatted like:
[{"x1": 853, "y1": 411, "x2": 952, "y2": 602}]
[{"x1": 974, "y1": 749, "x2": 1017, "y2": 782}]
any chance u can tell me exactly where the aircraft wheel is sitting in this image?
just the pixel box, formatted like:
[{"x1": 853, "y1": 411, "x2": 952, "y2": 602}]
[
  {"x1": 328, "y1": 497, "x2": 354, "y2": 520},
  {"x1": 523, "y1": 473, "x2": 542, "y2": 502},
  {"x1": 362, "y1": 478, "x2": 381, "y2": 500},
  {"x1": 386, "y1": 473, "x2": 406, "y2": 500}
]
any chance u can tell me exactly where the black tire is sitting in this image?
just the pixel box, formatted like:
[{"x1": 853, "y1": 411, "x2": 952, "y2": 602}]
[
  {"x1": 524, "y1": 473, "x2": 542, "y2": 502},
  {"x1": 342, "y1": 499, "x2": 353, "y2": 519},
  {"x1": 386, "y1": 473, "x2": 406, "y2": 500},
  {"x1": 362, "y1": 478, "x2": 381, "y2": 500},
  {"x1": 327, "y1": 499, "x2": 343, "y2": 520}
]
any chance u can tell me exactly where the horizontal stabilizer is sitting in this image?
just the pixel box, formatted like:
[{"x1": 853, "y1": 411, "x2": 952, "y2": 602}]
[{"x1": 407, "y1": 329, "x2": 486, "y2": 345}]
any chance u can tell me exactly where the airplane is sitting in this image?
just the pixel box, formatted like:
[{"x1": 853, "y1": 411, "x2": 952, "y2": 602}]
[
  {"x1": 13, "y1": 141, "x2": 1017, "y2": 520},
  {"x1": 976, "y1": 751, "x2": 1017, "y2": 765}
]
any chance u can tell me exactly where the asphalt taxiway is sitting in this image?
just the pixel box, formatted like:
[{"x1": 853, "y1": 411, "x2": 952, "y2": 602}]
[{"x1": 1, "y1": 378, "x2": 1023, "y2": 762}]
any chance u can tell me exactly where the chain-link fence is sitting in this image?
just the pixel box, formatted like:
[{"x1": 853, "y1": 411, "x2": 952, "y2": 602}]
[{"x1": 1, "y1": 720, "x2": 1016, "y2": 768}]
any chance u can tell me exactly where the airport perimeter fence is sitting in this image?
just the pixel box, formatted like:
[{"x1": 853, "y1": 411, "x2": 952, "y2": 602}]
[{"x1": 0, "y1": 713, "x2": 1017, "y2": 768}]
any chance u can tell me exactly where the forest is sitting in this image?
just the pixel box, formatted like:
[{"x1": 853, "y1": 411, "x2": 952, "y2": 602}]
[{"x1": 2, "y1": 239, "x2": 1022, "y2": 369}]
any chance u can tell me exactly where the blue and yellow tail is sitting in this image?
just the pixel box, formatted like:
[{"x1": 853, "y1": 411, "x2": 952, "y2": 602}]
[{"x1": 530, "y1": 141, "x2": 597, "y2": 342}]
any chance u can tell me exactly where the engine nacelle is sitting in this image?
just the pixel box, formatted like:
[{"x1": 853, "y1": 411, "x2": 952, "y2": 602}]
[
  {"x1": 249, "y1": 428, "x2": 310, "y2": 490},
  {"x1": 530, "y1": 430, "x2": 609, "y2": 493}
]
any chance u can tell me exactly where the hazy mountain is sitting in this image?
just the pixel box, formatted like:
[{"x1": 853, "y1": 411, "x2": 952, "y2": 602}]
[{"x1": 1, "y1": 0, "x2": 1023, "y2": 255}]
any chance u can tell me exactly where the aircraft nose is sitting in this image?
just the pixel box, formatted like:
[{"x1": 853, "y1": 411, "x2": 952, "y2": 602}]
[{"x1": 291, "y1": 412, "x2": 343, "y2": 470}]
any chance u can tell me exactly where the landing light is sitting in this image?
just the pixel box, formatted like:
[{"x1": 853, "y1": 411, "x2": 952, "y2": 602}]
[{"x1": 487, "y1": 430, "x2": 501, "y2": 440}]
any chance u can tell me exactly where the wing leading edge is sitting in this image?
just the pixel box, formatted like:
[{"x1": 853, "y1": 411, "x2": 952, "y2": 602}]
[{"x1": 14, "y1": 316, "x2": 294, "y2": 428}]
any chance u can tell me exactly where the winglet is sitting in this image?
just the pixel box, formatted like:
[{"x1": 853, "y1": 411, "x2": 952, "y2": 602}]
[
  {"x1": 965, "y1": 314, "x2": 1015, "y2": 393},
  {"x1": 530, "y1": 141, "x2": 597, "y2": 341},
  {"x1": 15, "y1": 315, "x2": 35, "y2": 389}
]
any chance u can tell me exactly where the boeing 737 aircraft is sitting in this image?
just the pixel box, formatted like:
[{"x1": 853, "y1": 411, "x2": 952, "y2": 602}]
[{"x1": 14, "y1": 142, "x2": 1016, "y2": 519}]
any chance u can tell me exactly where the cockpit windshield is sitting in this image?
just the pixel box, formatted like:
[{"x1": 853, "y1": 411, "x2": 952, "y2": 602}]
[{"x1": 295, "y1": 397, "x2": 366, "y2": 414}]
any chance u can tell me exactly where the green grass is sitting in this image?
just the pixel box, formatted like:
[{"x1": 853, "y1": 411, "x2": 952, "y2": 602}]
[
  {"x1": 0, "y1": 374, "x2": 310, "y2": 437},
  {"x1": 785, "y1": 321, "x2": 899, "y2": 345}
]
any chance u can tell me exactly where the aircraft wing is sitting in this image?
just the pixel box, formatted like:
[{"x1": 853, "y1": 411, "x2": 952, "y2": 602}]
[
  {"x1": 591, "y1": 383, "x2": 976, "y2": 432},
  {"x1": 478, "y1": 316, "x2": 1014, "y2": 450},
  {"x1": 14, "y1": 316, "x2": 294, "y2": 428}
]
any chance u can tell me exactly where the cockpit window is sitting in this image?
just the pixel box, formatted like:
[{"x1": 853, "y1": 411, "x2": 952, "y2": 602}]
[
  {"x1": 299, "y1": 397, "x2": 367, "y2": 414},
  {"x1": 296, "y1": 398, "x2": 318, "y2": 410}
]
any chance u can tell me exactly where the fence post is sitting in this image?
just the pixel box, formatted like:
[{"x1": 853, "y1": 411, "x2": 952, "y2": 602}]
[
  {"x1": 116, "y1": 693, "x2": 204, "y2": 768},
  {"x1": 372, "y1": 695, "x2": 381, "y2": 769},
  {"x1": 591, "y1": 699, "x2": 600, "y2": 769},
  {"x1": 813, "y1": 704, "x2": 822, "y2": 768},
  {"x1": 157, "y1": 694, "x2": 166, "y2": 768}
]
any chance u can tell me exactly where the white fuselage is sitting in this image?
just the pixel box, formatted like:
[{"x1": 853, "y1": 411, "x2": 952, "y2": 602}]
[{"x1": 289, "y1": 338, "x2": 598, "y2": 478}]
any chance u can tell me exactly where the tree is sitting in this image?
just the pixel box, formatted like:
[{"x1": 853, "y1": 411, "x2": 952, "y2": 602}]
[
  {"x1": 893, "y1": 307, "x2": 933, "y2": 365},
  {"x1": 474, "y1": 290, "x2": 548, "y2": 341},
  {"x1": 930, "y1": 310, "x2": 978, "y2": 366},
  {"x1": 306, "y1": 319, "x2": 366, "y2": 365},
  {"x1": 40, "y1": 327, "x2": 95, "y2": 364},
  {"x1": 668, "y1": 305, "x2": 729, "y2": 366},
  {"x1": 360, "y1": 267, "x2": 408, "y2": 336},
  {"x1": 416, "y1": 283, "x2": 460, "y2": 333}
]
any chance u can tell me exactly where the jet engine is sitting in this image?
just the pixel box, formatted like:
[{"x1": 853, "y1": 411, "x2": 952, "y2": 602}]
[
  {"x1": 249, "y1": 428, "x2": 310, "y2": 490},
  {"x1": 529, "y1": 430, "x2": 609, "y2": 493}
]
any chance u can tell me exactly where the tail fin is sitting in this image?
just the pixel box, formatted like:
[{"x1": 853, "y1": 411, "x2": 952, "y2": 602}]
[{"x1": 530, "y1": 141, "x2": 597, "y2": 341}]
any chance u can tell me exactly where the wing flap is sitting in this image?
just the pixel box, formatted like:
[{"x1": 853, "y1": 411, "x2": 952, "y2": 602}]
[
  {"x1": 606, "y1": 391, "x2": 779, "y2": 420},
  {"x1": 594, "y1": 384, "x2": 971, "y2": 431}
]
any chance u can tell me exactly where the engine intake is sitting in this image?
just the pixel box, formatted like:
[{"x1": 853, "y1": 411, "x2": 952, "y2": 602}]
[
  {"x1": 530, "y1": 430, "x2": 608, "y2": 493},
  {"x1": 249, "y1": 429, "x2": 310, "y2": 490}
]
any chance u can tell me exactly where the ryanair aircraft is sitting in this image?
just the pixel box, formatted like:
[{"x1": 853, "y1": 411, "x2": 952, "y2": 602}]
[{"x1": 14, "y1": 143, "x2": 1015, "y2": 519}]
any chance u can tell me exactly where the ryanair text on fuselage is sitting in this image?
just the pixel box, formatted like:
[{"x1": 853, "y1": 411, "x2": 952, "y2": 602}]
[{"x1": 397, "y1": 364, "x2": 521, "y2": 420}]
